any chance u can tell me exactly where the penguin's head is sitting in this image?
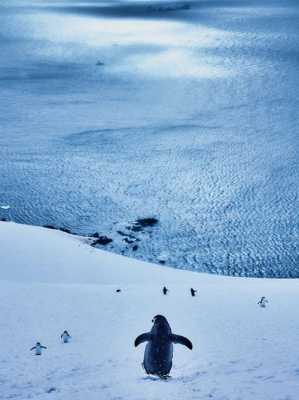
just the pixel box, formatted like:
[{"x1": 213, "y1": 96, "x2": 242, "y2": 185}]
[
  {"x1": 36, "y1": 342, "x2": 41, "y2": 346},
  {"x1": 152, "y1": 315, "x2": 168, "y2": 325},
  {"x1": 151, "y1": 315, "x2": 171, "y2": 334}
]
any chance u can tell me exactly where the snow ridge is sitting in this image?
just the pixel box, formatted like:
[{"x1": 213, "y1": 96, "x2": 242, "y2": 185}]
[{"x1": 1, "y1": 222, "x2": 299, "y2": 399}]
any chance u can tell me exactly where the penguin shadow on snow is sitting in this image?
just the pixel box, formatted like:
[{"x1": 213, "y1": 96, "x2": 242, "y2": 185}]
[{"x1": 140, "y1": 375, "x2": 172, "y2": 382}]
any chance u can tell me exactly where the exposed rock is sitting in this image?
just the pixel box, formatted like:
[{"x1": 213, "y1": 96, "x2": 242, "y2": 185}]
[
  {"x1": 134, "y1": 217, "x2": 159, "y2": 227},
  {"x1": 129, "y1": 225, "x2": 143, "y2": 232},
  {"x1": 126, "y1": 217, "x2": 159, "y2": 232},
  {"x1": 43, "y1": 225, "x2": 56, "y2": 230},
  {"x1": 59, "y1": 227, "x2": 72, "y2": 234},
  {"x1": 157, "y1": 252, "x2": 168, "y2": 265},
  {"x1": 43, "y1": 225, "x2": 76, "y2": 235},
  {"x1": 117, "y1": 230, "x2": 138, "y2": 239},
  {"x1": 91, "y1": 236, "x2": 113, "y2": 246},
  {"x1": 124, "y1": 238, "x2": 134, "y2": 244},
  {"x1": 90, "y1": 232, "x2": 100, "y2": 238}
]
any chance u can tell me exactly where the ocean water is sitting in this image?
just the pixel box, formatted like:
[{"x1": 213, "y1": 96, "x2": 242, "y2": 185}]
[{"x1": 0, "y1": 0, "x2": 298, "y2": 276}]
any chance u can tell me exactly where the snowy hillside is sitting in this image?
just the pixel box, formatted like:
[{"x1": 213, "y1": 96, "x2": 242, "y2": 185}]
[{"x1": 1, "y1": 221, "x2": 299, "y2": 400}]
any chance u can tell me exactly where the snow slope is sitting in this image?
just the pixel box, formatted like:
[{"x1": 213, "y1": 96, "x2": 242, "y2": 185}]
[{"x1": 1, "y1": 221, "x2": 299, "y2": 400}]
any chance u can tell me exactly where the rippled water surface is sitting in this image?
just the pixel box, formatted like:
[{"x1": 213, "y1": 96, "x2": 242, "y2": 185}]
[{"x1": 0, "y1": 0, "x2": 298, "y2": 276}]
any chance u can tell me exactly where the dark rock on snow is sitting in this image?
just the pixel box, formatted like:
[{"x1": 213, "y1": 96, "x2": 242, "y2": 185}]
[
  {"x1": 134, "y1": 218, "x2": 159, "y2": 227},
  {"x1": 124, "y1": 238, "x2": 135, "y2": 244},
  {"x1": 59, "y1": 227, "x2": 72, "y2": 234},
  {"x1": 117, "y1": 230, "x2": 138, "y2": 240},
  {"x1": 129, "y1": 225, "x2": 143, "y2": 232},
  {"x1": 43, "y1": 225, "x2": 56, "y2": 230},
  {"x1": 91, "y1": 236, "x2": 113, "y2": 246},
  {"x1": 43, "y1": 225, "x2": 73, "y2": 234},
  {"x1": 90, "y1": 232, "x2": 100, "y2": 238},
  {"x1": 127, "y1": 217, "x2": 159, "y2": 232}
]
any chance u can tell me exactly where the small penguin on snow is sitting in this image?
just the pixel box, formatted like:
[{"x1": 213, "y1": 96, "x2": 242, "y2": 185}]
[
  {"x1": 135, "y1": 315, "x2": 193, "y2": 378},
  {"x1": 30, "y1": 342, "x2": 47, "y2": 355},
  {"x1": 257, "y1": 296, "x2": 268, "y2": 308},
  {"x1": 190, "y1": 288, "x2": 197, "y2": 297},
  {"x1": 61, "y1": 330, "x2": 71, "y2": 343},
  {"x1": 162, "y1": 286, "x2": 168, "y2": 295}
]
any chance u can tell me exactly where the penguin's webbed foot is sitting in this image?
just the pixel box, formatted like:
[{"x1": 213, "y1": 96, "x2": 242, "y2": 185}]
[{"x1": 158, "y1": 374, "x2": 171, "y2": 380}]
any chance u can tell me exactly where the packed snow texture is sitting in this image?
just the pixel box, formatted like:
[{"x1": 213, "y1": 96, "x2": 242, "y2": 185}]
[
  {"x1": 0, "y1": 0, "x2": 298, "y2": 277},
  {"x1": 1, "y1": 221, "x2": 299, "y2": 399}
]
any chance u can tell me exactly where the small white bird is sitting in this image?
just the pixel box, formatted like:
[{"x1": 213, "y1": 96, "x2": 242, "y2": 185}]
[
  {"x1": 61, "y1": 330, "x2": 71, "y2": 343},
  {"x1": 0, "y1": 205, "x2": 10, "y2": 210},
  {"x1": 30, "y1": 342, "x2": 47, "y2": 355}
]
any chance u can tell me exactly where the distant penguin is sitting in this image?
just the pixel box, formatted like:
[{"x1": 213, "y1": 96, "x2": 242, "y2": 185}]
[
  {"x1": 61, "y1": 330, "x2": 71, "y2": 343},
  {"x1": 190, "y1": 288, "x2": 197, "y2": 297},
  {"x1": 30, "y1": 342, "x2": 47, "y2": 355},
  {"x1": 134, "y1": 315, "x2": 192, "y2": 378},
  {"x1": 162, "y1": 286, "x2": 168, "y2": 295},
  {"x1": 257, "y1": 296, "x2": 268, "y2": 308},
  {"x1": 116, "y1": 289, "x2": 121, "y2": 293}
]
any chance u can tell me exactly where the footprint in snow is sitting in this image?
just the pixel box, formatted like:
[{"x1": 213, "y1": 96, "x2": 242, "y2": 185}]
[{"x1": 178, "y1": 370, "x2": 208, "y2": 383}]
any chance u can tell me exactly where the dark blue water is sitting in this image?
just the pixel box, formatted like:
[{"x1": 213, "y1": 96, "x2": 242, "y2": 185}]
[{"x1": 0, "y1": 0, "x2": 298, "y2": 276}]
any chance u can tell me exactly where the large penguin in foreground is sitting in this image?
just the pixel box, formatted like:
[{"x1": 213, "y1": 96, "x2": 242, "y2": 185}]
[{"x1": 134, "y1": 315, "x2": 193, "y2": 377}]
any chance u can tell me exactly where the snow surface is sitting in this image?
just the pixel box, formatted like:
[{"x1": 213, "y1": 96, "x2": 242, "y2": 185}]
[{"x1": 1, "y1": 221, "x2": 299, "y2": 399}]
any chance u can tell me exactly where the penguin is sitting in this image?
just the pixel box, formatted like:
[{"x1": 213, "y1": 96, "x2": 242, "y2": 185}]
[
  {"x1": 190, "y1": 288, "x2": 197, "y2": 297},
  {"x1": 61, "y1": 330, "x2": 71, "y2": 343},
  {"x1": 257, "y1": 296, "x2": 268, "y2": 308},
  {"x1": 30, "y1": 342, "x2": 47, "y2": 355},
  {"x1": 162, "y1": 286, "x2": 168, "y2": 295},
  {"x1": 116, "y1": 289, "x2": 121, "y2": 293},
  {"x1": 134, "y1": 315, "x2": 192, "y2": 378}
]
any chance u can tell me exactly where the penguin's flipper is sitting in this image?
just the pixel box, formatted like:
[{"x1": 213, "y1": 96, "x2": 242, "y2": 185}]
[
  {"x1": 170, "y1": 334, "x2": 193, "y2": 350},
  {"x1": 134, "y1": 333, "x2": 152, "y2": 347}
]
